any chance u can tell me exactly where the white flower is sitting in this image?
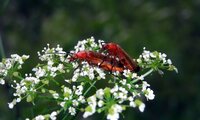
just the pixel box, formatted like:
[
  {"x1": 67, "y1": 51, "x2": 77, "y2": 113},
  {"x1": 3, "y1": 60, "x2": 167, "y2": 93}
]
[
  {"x1": 167, "y1": 59, "x2": 172, "y2": 64},
  {"x1": 64, "y1": 87, "x2": 72, "y2": 95},
  {"x1": 33, "y1": 67, "x2": 46, "y2": 78},
  {"x1": 24, "y1": 76, "x2": 40, "y2": 84},
  {"x1": 142, "y1": 81, "x2": 150, "y2": 91},
  {"x1": 98, "y1": 100, "x2": 104, "y2": 107},
  {"x1": 83, "y1": 105, "x2": 96, "y2": 118},
  {"x1": 138, "y1": 75, "x2": 144, "y2": 80},
  {"x1": 120, "y1": 79, "x2": 126, "y2": 85},
  {"x1": 107, "y1": 104, "x2": 123, "y2": 120},
  {"x1": 57, "y1": 64, "x2": 64, "y2": 72},
  {"x1": 111, "y1": 85, "x2": 119, "y2": 93},
  {"x1": 52, "y1": 93, "x2": 59, "y2": 99},
  {"x1": 78, "y1": 96, "x2": 85, "y2": 103},
  {"x1": 123, "y1": 69, "x2": 132, "y2": 78},
  {"x1": 107, "y1": 112, "x2": 119, "y2": 120},
  {"x1": 50, "y1": 111, "x2": 57, "y2": 120},
  {"x1": 35, "y1": 115, "x2": 45, "y2": 120},
  {"x1": 145, "y1": 88, "x2": 155, "y2": 100},
  {"x1": 83, "y1": 95, "x2": 97, "y2": 118},
  {"x1": 0, "y1": 79, "x2": 5, "y2": 85},
  {"x1": 130, "y1": 101, "x2": 136, "y2": 107},
  {"x1": 8, "y1": 99, "x2": 17, "y2": 109},
  {"x1": 68, "y1": 107, "x2": 76, "y2": 116},
  {"x1": 139, "y1": 103, "x2": 145, "y2": 112},
  {"x1": 96, "y1": 89, "x2": 104, "y2": 99},
  {"x1": 55, "y1": 44, "x2": 63, "y2": 51},
  {"x1": 16, "y1": 98, "x2": 21, "y2": 103},
  {"x1": 132, "y1": 73, "x2": 137, "y2": 78},
  {"x1": 72, "y1": 62, "x2": 79, "y2": 69},
  {"x1": 95, "y1": 67, "x2": 106, "y2": 79},
  {"x1": 128, "y1": 96, "x2": 134, "y2": 101},
  {"x1": 75, "y1": 85, "x2": 83, "y2": 95},
  {"x1": 87, "y1": 95, "x2": 97, "y2": 105},
  {"x1": 60, "y1": 102, "x2": 65, "y2": 107},
  {"x1": 72, "y1": 100, "x2": 79, "y2": 106},
  {"x1": 22, "y1": 55, "x2": 30, "y2": 60},
  {"x1": 150, "y1": 53, "x2": 156, "y2": 58},
  {"x1": 11, "y1": 54, "x2": 23, "y2": 64}
]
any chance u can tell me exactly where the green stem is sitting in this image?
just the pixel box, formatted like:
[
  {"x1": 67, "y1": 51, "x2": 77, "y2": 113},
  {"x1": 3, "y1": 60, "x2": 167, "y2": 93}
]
[
  {"x1": 0, "y1": 35, "x2": 5, "y2": 58},
  {"x1": 83, "y1": 81, "x2": 97, "y2": 96},
  {"x1": 131, "y1": 68, "x2": 154, "y2": 84}
]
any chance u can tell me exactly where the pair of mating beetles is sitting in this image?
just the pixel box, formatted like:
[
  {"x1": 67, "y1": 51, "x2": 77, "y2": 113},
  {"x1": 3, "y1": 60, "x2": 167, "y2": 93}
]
[{"x1": 70, "y1": 43, "x2": 140, "y2": 73}]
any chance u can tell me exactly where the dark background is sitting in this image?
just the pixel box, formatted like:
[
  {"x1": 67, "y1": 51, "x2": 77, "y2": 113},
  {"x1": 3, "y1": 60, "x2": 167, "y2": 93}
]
[{"x1": 0, "y1": 0, "x2": 200, "y2": 120}]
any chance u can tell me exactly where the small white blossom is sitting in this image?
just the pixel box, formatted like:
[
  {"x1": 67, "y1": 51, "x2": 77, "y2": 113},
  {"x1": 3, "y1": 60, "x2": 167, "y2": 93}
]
[
  {"x1": 95, "y1": 67, "x2": 106, "y2": 79},
  {"x1": 8, "y1": 99, "x2": 17, "y2": 109},
  {"x1": 35, "y1": 115, "x2": 45, "y2": 120},
  {"x1": 107, "y1": 104, "x2": 123, "y2": 120},
  {"x1": 75, "y1": 85, "x2": 83, "y2": 95},
  {"x1": 60, "y1": 102, "x2": 65, "y2": 107},
  {"x1": 64, "y1": 87, "x2": 72, "y2": 94},
  {"x1": 72, "y1": 100, "x2": 79, "y2": 106},
  {"x1": 24, "y1": 76, "x2": 40, "y2": 84},
  {"x1": 52, "y1": 93, "x2": 59, "y2": 99},
  {"x1": 68, "y1": 107, "x2": 76, "y2": 116},
  {"x1": 111, "y1": 85, "x2": 119, "y2": 93},
  {"x1": 83, "y1": 95, "x2": 97, "y2": 118},
  {"x1": 130, "y1": 101, "x2": 136, "y2": 107},
  {"x1": 98, "y1": 100, "x2": 104, "y2": 107},
  {"x1": 96, "y1": 89, "x2": 104, "y2": 99},
  {"x1": 83, "y1": 105, "x2": 96, "y2": 118},
  {"x1": 78, "y1": 96, "x2": 86, "y2": 103},
  {"x1": 33, "y1": 67, "x2": 46, "y2": 78},
  {"x1": 0, "y1": 79, "x2": 5, "y2": 85},
  {"x1": 50, "y1": 111, "x2": 57, "y2": 120},
  {"x1": 142, "y1": 81, "x2": 150, "y2": 91},
  {"x1": 11, "y1": 54, "x2": 23, "y2": 64},
  {"x1": 145, "y1": 88, "x2": 155, "y2": 100},
  {"x1": 167, "y1": 59, "x2": 172, "y2": 64},
  {"x1": 138, "y1": 75, "x2": 144, "y2": 80},
  {"x1": 139, "y1": 103, "x2": 145, "y2": 112}
]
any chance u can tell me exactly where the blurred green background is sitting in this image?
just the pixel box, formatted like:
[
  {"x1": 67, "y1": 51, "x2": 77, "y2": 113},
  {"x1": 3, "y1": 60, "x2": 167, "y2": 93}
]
[{"x1": 0, "y1": 0, "x2": 200, "y2": 120}]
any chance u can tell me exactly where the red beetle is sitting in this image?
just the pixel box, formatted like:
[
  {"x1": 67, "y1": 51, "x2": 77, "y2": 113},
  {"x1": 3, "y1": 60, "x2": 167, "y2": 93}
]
[
  {"x1": 101, "y1": 43, "x2": 140, "y2": 72},
  {"x1": 70, "y1": 51, "x2": 124, "y2": 72}
]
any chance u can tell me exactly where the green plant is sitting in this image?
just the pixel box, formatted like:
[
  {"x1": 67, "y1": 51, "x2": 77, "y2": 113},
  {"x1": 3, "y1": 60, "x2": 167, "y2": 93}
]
[{"x1": 0, "y1": 37, "x2": 177, "y2": 120}]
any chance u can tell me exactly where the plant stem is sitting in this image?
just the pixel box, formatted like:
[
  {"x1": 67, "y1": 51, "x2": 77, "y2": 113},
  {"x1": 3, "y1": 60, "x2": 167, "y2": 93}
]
[
  {"x1": 83, "y1": 81, "x2": 97, "y2": 96},
  {"x1": 0, "y1": 35, "x2": 5, "y2": 58},
  {"x1": 131, "y1": 68, "x2": 154, "y2": 84}
]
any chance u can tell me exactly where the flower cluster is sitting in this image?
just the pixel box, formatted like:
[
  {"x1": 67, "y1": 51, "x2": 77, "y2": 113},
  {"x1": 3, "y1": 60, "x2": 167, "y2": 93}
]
[
  {"x1": 0, "y1": 54, "x2": 29, "y2": 83},
  {"x1": 0, "y1": 37, "x2": 177, "y2": 120},
  {"x1": 137, "y1": 47, "x2": 178, "y2": 73}
]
